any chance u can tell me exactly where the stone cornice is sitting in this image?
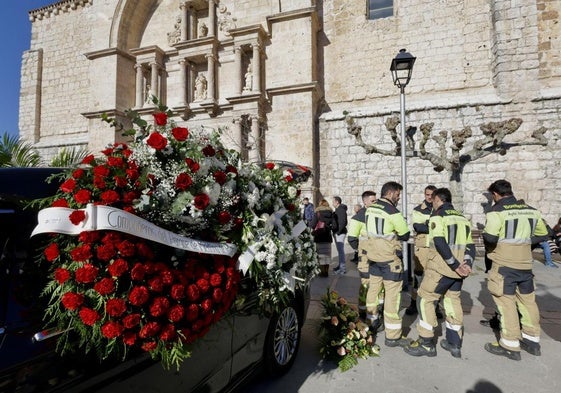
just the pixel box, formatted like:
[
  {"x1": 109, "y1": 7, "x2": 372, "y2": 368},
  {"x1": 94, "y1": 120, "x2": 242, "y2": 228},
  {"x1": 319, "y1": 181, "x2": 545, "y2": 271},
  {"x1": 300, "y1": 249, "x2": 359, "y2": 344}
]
[
  {"x1": 29, "y1": 0, "x2": 92, "y2": 22},
  {"x1": 84, "y1": 47, "x2": 135, "y2": 61}
]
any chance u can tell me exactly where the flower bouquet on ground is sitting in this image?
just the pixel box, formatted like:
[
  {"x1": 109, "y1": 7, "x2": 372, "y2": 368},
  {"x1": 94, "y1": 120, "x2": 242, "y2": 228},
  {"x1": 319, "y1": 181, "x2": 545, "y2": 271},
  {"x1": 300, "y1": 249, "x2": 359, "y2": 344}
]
[
  {"x1": 34, "y1": 98, "x2": 317, "y2": 369},
  {"x1": 319, "y1": 290, "x2": 379, "y2": 372}
]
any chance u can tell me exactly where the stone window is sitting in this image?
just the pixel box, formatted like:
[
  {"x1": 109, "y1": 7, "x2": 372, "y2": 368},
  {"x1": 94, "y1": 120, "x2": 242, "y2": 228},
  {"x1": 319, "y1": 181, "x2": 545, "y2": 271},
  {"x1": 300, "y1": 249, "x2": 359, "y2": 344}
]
[{"x1": 367, "y1": 0, "x2": 393, "y2": 20}]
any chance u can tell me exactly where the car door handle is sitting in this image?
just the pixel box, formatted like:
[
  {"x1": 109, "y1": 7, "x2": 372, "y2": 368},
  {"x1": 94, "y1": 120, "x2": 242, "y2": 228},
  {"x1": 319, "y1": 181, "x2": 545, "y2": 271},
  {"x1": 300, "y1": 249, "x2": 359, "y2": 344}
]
[{"x1": 33, "y1": 327, "x2": 66, "y2": 342}]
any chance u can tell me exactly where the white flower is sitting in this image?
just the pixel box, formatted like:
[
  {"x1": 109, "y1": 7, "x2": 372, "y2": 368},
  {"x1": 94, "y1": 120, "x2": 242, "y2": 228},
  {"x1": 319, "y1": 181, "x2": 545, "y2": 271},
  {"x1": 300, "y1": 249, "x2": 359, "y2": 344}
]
[{"x1": 287, "y1": 186, "x2": 297, "y2": 198}]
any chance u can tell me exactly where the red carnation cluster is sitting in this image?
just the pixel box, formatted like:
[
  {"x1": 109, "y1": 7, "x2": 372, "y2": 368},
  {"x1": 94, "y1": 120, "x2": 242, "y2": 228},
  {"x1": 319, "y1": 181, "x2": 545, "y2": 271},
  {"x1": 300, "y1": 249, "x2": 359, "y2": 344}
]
[{"x1": 52, "y1": 229, "x2": 240, "y2": 356}]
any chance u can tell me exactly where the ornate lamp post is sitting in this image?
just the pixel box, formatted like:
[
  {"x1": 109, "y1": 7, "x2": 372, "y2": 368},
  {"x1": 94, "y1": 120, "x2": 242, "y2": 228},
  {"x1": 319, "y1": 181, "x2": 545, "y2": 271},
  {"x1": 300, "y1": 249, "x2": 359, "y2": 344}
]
[{"x1": 390, "y1": 48, "x2": 416, "y2": 281}]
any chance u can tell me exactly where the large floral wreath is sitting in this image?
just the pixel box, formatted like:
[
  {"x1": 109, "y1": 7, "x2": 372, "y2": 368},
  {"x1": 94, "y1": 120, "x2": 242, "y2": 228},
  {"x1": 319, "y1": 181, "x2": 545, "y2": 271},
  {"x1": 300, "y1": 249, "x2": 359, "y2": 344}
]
[{"x1": 35, "y1": 100, "x2": 317, "y2": 369}]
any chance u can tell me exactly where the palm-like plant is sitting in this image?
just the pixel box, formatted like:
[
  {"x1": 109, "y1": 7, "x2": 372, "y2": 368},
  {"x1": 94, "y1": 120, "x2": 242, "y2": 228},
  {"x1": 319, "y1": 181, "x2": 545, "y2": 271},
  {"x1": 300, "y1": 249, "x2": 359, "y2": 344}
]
[
  {"x1": 0, "y1": 132, "x2": 41, "y2": 167},
  {"x1": 50, "y1": 147, "x2": 90, "y2": 167}
]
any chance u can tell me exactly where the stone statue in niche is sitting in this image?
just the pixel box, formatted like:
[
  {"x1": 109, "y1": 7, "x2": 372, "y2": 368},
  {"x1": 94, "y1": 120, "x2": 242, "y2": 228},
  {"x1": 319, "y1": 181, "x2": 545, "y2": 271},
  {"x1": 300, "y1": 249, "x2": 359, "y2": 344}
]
[
  {"x1": 194, "y1": 74, "x2": 208, "y2": 101},
  {"x1": 144, "y1": 83, "x2": 154, "y2": 104},
  {"x1": 167, "y1": 15, "x2": 181, "y2": 45},
  {"x1": 198, "y1": 22, "x2": 208, "y2": 38},
  {"x1": 243, "y1": 61, "x2": 253, "y2": 91}
]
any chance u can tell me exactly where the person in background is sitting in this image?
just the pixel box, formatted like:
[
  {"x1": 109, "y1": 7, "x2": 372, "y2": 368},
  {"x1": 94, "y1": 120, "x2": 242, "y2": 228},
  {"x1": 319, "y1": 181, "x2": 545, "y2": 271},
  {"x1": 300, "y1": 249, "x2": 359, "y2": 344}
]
[
  {"x1": 350, "y1": 203, "x2": 362, "y2": 263},
  {"x1": 302, "y1": 197, "x2": 315, "y2": 227},
  {"x1": 348, "y1": 191, "x2": 377, "y2": 318},
  {"x1": 482, "y1": 180, "x2": 548, "y2": 361},
  {"x1": 404, "y1": 188, "x2": 474, "y2": 358},
  {"x1": 310, "y1": 199, "x2": 336, "y2": 277},
  {"x1": 332, "y1": 196, "x2": 348, "y2": 275}
]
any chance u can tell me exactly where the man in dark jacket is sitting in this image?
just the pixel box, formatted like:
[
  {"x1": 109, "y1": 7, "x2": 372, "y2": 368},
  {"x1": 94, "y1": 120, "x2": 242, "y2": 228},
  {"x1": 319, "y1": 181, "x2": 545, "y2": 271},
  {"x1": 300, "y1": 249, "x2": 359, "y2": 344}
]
[{"x1": 332, "y1": 196, "x2": 348, "y2": 274}]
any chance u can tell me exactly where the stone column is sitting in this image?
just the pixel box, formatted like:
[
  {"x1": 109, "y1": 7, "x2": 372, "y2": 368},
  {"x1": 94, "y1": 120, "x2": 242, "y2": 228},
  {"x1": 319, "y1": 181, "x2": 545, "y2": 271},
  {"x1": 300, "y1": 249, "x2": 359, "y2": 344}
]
[
  {"x1": 134, "y1": 63, "x2": 144, "y2": 108},
  {"x1": 251, "y1": 44, "x2": 261, "y2": 93},
  {"x1": 206, "y1": 54, "x2": 216, "y2": 101},
  {"x1": 179, "y1": 59, "x2": 187, "y2": 105},
  {"x1": 249, "y1": 115, "x2": 261, "y2": 162},
  {"x1": 189, "y1": 4, "x2": 196, "y2": 40},
  {"x1": 234, "y1": 47, "x2": 243, "y2": 95},
  {"x1": 150, "y1": 62, "x2": 159, "y2": 100},
  {"x1": 233, "y1": 116, "x2": 245, "y2": 159},
  {"x1": 180, "y1": 2, "x2": 189, "y2": 41},
  {"x1": 189, "y1": 62, "x2": 196, "y2": 102},
  {"x1": 208, "y1": 0, "x2": 216, "y2": 36}
]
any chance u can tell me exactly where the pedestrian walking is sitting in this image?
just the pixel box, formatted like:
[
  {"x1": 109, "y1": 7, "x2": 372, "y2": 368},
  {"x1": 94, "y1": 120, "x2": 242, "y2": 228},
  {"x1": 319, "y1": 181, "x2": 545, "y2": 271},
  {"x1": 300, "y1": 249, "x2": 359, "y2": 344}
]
[
  {"x1": 310, "y1": 199, "x2": 336, "y2": 277},
  {"x1": 482, "y1": 179, "x2": 549, "y2": 360},
  {"x1": 302, "y1": 197, "x2": 314, "y2": 227},
  {"x1": 404, "y1": 188, "x2": 475, "y2": 358},
  {"x1": 332, "y1": 196, "x2": 348, "y2": 274}
]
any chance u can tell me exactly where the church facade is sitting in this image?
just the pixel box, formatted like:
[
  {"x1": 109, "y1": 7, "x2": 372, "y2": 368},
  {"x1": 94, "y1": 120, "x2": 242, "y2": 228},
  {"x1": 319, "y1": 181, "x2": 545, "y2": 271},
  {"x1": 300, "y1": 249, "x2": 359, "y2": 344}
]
[{"x1": 19, "y1": 0, "x2": 561, "y2": 226}]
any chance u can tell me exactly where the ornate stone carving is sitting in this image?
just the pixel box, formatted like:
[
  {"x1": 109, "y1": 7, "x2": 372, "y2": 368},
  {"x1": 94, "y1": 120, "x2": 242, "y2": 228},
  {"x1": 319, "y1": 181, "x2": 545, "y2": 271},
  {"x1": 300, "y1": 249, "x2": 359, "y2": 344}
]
[
  {"x1": 218, "y1": 5, "x2": 236, "y2": 36},
  {"x1": 198, "y1": 22, "x2": 208, "y2": 38},
  {"x1": 167, "y1": 15, "x2": 182, "y2": 45},
  {"x1": 194, "y1": 73, "x2": 207, "y2": 101}
]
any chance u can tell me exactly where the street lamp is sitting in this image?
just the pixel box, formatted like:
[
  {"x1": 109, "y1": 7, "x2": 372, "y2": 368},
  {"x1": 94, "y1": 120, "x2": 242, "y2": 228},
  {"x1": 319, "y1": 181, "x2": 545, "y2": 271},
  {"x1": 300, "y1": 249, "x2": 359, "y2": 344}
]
[{"x1": 390, "y1": 48, "x2": 416, "y2": 284}]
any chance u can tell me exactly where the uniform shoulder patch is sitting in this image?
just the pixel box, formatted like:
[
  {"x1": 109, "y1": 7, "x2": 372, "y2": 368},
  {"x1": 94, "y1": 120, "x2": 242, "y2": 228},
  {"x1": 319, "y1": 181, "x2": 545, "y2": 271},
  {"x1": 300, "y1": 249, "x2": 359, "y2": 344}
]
[{"x1": 431, "y1": 222, "x2": 436, "y2": 230}]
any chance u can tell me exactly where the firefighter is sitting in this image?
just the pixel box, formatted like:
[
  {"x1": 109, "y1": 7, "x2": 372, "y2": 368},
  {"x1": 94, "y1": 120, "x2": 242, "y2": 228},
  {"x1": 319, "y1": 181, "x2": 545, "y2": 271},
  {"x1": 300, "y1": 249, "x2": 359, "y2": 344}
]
[
  {"x1": 404, "y1": 187, "x2": 475, "y2": 358},
  {"x1": 482, "y1": 179, "x2": 548, "y2": 360},
  {"x1": 362, "y1": 182, "x2": 410, "y2": 347}
]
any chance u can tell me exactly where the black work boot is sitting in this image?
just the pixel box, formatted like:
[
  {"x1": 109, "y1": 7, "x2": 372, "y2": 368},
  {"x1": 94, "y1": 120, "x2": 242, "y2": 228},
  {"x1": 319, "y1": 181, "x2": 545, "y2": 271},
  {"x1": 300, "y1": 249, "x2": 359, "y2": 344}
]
[
  {"x1": 484, "y1": 342, "x2": 521, "y2": 361},
  {"x1": 405, "y1": 300, "x2": 418, "y2": 315},
  {"x1": 385, "y1": 337, "x2": 411, "y2": 348},
  {"x1": 440, "y1": 339, "x2": 461, "y2": 358},
  {"x1": 520, "y1": 338, "x2": 541, "y2": 356},
  {"x1": 480, "y1": 313, "x2": 500, "y2": 330},
  {"x1": 404, "y1": 337, "x2": 436, "y2": 357}
]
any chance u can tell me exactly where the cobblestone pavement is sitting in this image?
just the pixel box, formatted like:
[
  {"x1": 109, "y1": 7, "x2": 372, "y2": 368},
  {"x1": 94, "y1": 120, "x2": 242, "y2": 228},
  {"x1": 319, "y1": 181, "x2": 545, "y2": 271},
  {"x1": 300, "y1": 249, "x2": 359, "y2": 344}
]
[{"x1": 246, "y1": 248, "x2": 561, "y2": 393}]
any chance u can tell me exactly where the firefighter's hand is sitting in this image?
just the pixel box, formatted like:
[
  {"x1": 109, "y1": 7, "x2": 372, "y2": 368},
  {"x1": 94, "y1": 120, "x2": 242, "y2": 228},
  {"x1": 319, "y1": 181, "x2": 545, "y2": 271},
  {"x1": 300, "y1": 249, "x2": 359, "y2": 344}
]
[{"x1": 455, "y1": 262, "x2": 471, "y2": 277}]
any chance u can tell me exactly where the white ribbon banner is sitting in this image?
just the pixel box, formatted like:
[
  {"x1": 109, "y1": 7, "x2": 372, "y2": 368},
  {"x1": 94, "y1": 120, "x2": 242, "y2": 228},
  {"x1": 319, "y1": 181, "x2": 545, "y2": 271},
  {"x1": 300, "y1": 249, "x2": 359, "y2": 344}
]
[{"x1": 31, "y1": 204, "x2": 238, "y2": 257}]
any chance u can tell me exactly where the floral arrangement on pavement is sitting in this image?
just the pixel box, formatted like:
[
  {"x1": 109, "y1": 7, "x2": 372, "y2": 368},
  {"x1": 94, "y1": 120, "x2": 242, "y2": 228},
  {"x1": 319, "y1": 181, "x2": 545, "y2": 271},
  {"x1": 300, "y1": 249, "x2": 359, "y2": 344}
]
[
  {"x1": 319, "y1": 290, "x2": 379, "y2": 372},
  {"x1": 35, "y1": 99, "x2": 317, "y2": 369}
]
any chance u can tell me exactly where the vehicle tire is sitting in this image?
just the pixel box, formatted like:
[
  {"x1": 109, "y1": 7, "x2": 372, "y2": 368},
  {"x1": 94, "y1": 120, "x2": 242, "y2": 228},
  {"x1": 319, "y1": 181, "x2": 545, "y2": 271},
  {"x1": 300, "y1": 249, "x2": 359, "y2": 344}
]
[{"x1": 263, "y1": 302, "x2": 302, "y2": 376}]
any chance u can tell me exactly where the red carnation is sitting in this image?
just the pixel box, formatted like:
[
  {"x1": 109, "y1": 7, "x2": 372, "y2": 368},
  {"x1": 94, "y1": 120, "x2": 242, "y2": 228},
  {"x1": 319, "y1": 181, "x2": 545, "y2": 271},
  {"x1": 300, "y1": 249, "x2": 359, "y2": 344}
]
[
  {"x1": 202, "y1": 145, "x2": 215, "y2": 157},
  {"x1": 94, "y1": 277, "x2": 115, "y2": 295},
  {"x1": 70, "y1": 244, "x2": 93, "y2": 262},
  {"x1": 129, "y1": 286, "x2": 150, "y2": 306},
  {"x1": 114, "y1": 175, "x2": 127, "y2": 188},
  {"x1": 123, "y1": 331, "x2": 137, "y2": 346},
  {"x1": 148, "y1": 276, "x2": 164, "y2": 292},
  {"x1": 185, "y1": 158, "x2": 200, "y2": 173},
  {"x1": 96, "y1": 242, "x2": 116, "y2": 262},
  {"x1": 136, "y1": 243, "x2": 154, "y2": 259},
  {"x1": 213, "y1": 170, "x2": 227, "y2": 185},
  {"x1": 72, "y1": 168, "x2": 85, "y2": 179},
  {"x1": 186, "y1": 284, "x2": 200, "y2": 302},
  {"x1": 201, "y1": 298, "x2": 213, "y2": 313},
  {"x1": 101, "y1": 321, "x2": 124, "y2": 339},
  {"x1": 146, "y1": 132, "x2": 168, "y2": 151},
  {"x1": 149, "y1": 297, "x2": 170, "y2": 317},
  {"x1": 171, "y1": 126, "x2": 189, "y2": 141},
  {"x1": 79, "y1": 231, "x2": 101, "y2": 244},
  {"x1": 286, "y1": 203, "x2": 296, "y2": 211},
  {"x1": 196, "y1": 278, "x2": 210, "y2": 293},
  {"x1": 122, "y1": 313, "x2": 141, "y2": 329},
  {"x1": 170, "y1": 284, "x2": 185, "y2": 300},
  {"x1": 168, "y1": 304, "x2": 185, "y2": 322},
  {"x1": 130, "y1": 263, "x2": 146, "y2": 281},
  {"x1": 160, "y1": 270, "x2": 173, "y2": 285},
  {"x1": 52, "y1": 198, "x2": 69, "y2": 208},
  {"x1": 101, "y1": 232, "x2": 121, "y2": 244},
  {"x1": 61, "y1": 292, "x2": 84, "y2": 310},
  {"x1": 209, "y1": 273, "x2": 222, "y2": 287},
  {"x1": 93, "y1": 176, "x2": 106, "y2": 190},
  {"x1": 186, "y1": 304, "x2": 199, "y2": 321},
  {"x1": 218, "y1": 211, "x2": 231, "y2": 224},
  {"x1": 93, "y1": 165, "x2": 110, "y2": 177},
  {"x1": 74, "y1": 189, "x2": 92, "y2": 205},
  {"x1": 159, "y1": 324, "x2": 176, "y2": 341},
  {"x1": 106, "y1": 298, "x2": 127, "y2": 317},
  {"x1": 54, "y1": 268, "x2": 71, "y2": 284},
  {"x1": 225, "y1": 165, "x2": 238, "y2": 175},
  {"x1": 107, "y1": 156, "x2": 124, "y2": 168},
  {"x1": 193, "y1": 193, "x2": 210, "y2": 210},
  {"x1": 60, "y1": 179, "x2": 77, "y2": 193},
  {"x1": 212, "y1": 288, "x2": 223, "y2": 303},
  {"x1": 82, "y1": 154, "x2": 95, "y2": 165},
  {"x1": 153, "y1": 112, "x2": 167, "y2": 126},
  {"x1": 69, "y1": 210, "x2": 86, "y2": 225},
  {"x1": 122, "y1": 191, "x2": 138, "y2": 204},
  {"x1": 116, "y1": 240, "x2": 136, "y2": 257},
  {"x1": 79, "y1": 307, "x2": 100, "y2": 326},
  {"x1": 44, "y1": 243, "x2": 60, "y2": 262},
  {"x1": 175, "y1": 173, "x2": 193, "y2": 190},
  {"x1": 75, "y1": 264, "x2": 99, "y2": 284},
  {"x1": 265, "y1": 162, "x2": 276, "y2": 170},
  {"x1": 100, "y1": 190, "x2": 120, "y2": 205},
  {"x1": 139, "y1": 321, "x2": 161, "y2": 338},
  {"x1": 141, "y1": 341, "x2": 158, "y2": 352},
  {"x1": 108, "y1": 258, "x2": 129, "y2": 277}
]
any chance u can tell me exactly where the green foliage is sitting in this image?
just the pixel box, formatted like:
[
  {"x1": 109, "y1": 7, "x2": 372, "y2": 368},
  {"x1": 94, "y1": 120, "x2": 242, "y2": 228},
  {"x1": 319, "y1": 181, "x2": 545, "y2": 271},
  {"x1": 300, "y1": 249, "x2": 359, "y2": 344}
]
[
  {"x1": 0, "y1": 132, "x2": 41, "y2": 167},
  {"x1": 50, "y1": 146, "x2": 90, "y2": 167}
]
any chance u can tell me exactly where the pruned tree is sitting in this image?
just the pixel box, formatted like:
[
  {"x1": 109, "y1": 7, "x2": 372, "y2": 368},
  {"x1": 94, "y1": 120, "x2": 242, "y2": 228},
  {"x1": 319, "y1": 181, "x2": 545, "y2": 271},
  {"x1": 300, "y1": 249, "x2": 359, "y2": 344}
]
[{"x1": 346, "y1": 114, "x2": 548, "y2": 207}]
